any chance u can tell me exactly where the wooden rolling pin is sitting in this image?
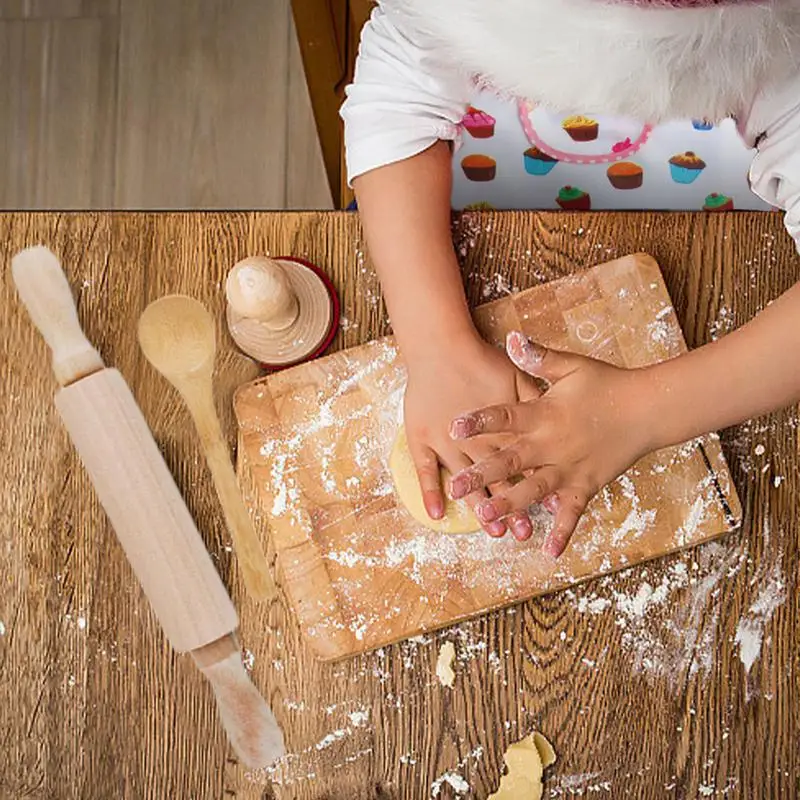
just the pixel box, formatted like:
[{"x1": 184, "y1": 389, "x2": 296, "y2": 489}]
[{"x1": 11, "y1": 246, "x2": 285, "y2": 769}]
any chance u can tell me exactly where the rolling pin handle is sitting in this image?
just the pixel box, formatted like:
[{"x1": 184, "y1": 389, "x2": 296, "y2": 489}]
[{"x1": 11, "y1": 246, "x2": 104, "y2": 386}]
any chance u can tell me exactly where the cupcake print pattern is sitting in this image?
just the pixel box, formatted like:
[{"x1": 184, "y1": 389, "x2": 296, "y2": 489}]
[
  {"x1": 462, "y1": 106, "x2": 496, "y2": 138},
  {"x1": 461, "y1": 154, "x2": 496, "y2": 181},
  {"x1": 556, "y1": 186, "x2": 591, "y2": 210},
  {"x1": 524, "y1": 147, "x2": 558, "y2": 176},
  {"x1": 562, "y1": 115, "x2": 599, "y2": 142},
  {"x1": 703, "y1": 192, "x2": 734, "y2": 211},
  {"x1": 669, "y1": 151, "x2": 706, "y2": 184},
  {"x1": 607, "y1": 162, "x2": 643, "y2": 190},
  {"x1": 451, "y1": 91, "x2": 771, "y2": 212}
]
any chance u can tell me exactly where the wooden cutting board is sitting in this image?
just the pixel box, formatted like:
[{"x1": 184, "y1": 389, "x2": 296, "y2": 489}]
[{"x1": 234, "y1": 254, "x2": 742, "y2": 661}]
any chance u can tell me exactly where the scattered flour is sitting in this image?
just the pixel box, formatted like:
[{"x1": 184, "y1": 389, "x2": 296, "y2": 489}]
[
  {"x1": 551, "y1": 772, "x2": 612, "y2": 796},
  {"x1": 734, "y1": 562, "x2": 786, "y2": 675},
  {"x1": 709, "y1": 305, "x2": 735, "y2": 340},
  {"x1": 577, "y1": 597, "x2": 611, "y2": 614},
  {"x1": 0, "y1": 620, "x2": 5, "y2": 636},
  {"x1": 648, "y1": 319, "x2": 672, "y2": 346},
  {"x1": 481, "y1": 272, "x2": 516, "y2": 300},
  {"x1": 314, "y1": 728, "x2": 349, "y2": 751},
  {"x1": 348, "y1": 709, "x2": 370, "y2": 727},
  {"x1": 567, "y1": 543, "x2": 745, "y2": 682},
  {"x1": 655, "y1": 304, "x2": 673, "y2": 320},
  {"x1": 675, "y1": 495, "x2": 709, "y2": 546},
  {"x1": 611, "y1": 506, "x2": 656, "y2": 547},
  {"x1": 270, "y1": 454, "x2": 290, "y2": 515},
  {"x1": 431, "y1": 771, "x2": 470, "y2": 797},
  {"x1": 612, "y1": 475, "x2": 656, "y2": 547}
]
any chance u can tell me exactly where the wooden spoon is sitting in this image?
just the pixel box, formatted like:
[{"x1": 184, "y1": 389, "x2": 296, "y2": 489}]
[{"x1": 137, "y1": 295, "x2": 275, "y2": 602}]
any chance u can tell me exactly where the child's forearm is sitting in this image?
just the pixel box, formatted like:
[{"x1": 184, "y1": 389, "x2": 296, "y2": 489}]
[
  {"x1": 353, "y1": 142, "x2": 479, "y2": 364},
  {"x1": 645, "y1": 280, "x2": 800, "y2": 449}
]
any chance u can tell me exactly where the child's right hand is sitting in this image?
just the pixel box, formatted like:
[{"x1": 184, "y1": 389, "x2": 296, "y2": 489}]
[
  {"x1": 351, "y1": 142, "x2": 539, "y2": 540},
  {"x1": 403, "y1": 332, "x2": 540, "y2": 541}
]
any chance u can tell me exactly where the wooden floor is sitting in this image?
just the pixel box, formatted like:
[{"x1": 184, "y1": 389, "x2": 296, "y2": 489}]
[{"x1": 0, "y1": 0, "x2": 332, "y2": 210}]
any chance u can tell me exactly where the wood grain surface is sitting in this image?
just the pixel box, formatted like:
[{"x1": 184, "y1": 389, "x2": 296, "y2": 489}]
[
  {"x1": 0, "y1": 211, "x2": 797, "y2": 799},
  {"x1": 234, "y1": 254, "x2": 741, "y2": 660}
]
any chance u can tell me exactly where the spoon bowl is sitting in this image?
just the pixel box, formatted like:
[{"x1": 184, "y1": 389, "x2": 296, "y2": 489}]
[{"x1": 138, "y1": 295, "x2": 216, "y2": 381}]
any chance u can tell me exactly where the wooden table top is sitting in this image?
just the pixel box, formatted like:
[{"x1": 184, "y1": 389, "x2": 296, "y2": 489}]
[{"x1": 0, "y1": 211, "x2": 797, "y2": 799}]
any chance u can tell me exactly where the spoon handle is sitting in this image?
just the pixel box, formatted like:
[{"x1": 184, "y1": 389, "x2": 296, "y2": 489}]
[{"x1": 192, "y1": 393, "x2": 276, "y2": 602}]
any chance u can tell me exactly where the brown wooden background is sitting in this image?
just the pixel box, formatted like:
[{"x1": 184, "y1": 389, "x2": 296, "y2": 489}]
[{"x1": 0, "y1": 211, "x2": 797, "y2": 799}]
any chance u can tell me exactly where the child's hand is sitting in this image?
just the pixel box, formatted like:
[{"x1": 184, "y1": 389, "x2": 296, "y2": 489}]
[
  {"x1": 448, "y1": 331, "x2": 655, "y2": 558},
  {"x1": 404, "y1": 333, "x2": 539, "y2": 540}
]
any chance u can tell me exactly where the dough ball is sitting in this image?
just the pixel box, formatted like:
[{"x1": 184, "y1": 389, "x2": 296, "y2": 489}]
[{"x1": 389, "y1": 425, "x2": 480, "y2": 535}]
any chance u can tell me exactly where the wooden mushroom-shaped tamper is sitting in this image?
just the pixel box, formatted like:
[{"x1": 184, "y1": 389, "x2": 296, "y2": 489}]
[{"x1": 225, "y1": 255, "x2": 338, "y2": 369}]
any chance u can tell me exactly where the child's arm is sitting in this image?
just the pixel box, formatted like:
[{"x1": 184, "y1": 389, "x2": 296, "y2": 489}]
[
  {"x1": 355, "y1": 145, "x2": 538, "y2": 540},
  {"x1": 354, "y1": 142, "x2": 475, "y2": 371},
  {"x1": 342, "y1": 7, "x2": 537, "y2": 539},
  {"x1": 643, "y1": 280, "x2": 800, "y2": 443}
]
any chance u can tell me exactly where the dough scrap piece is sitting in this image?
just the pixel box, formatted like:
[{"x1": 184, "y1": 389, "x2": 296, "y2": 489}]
[
  {"x1": 532, "y1": 732, "x2": 557, "y2": 769},
  {"x1": 436, "y1": 641, "x2": 456, "y2": 688},
  {"x1": 488, "y1": 731, "x2": 556, "y2": 800},
  {"x1": 389, "y1": 426, "x2": 480, "y2": 534}
]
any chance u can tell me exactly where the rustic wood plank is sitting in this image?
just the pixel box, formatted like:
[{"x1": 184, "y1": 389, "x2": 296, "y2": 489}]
[
  {"x1": 0, "y1": 211, "x2": 797, "y2": 799},
  {"x1": 337, "y1": 0, "x2": 373, "y2": 209},
  {"x1": 0, "y1": 17, "x2": 119, "y2": 208},
  {"x1": 114, "y1": 0, "x2": 291, "y2": 209},
  {"x1": 0, "y1": 0, "x2": 118, "y2": 18},
  {"x1": 290, "y1": 0, "x2": 347, "y2": 207},
  {"x1": 285, "y1": 14, "x2": 333, "y2": 210}
]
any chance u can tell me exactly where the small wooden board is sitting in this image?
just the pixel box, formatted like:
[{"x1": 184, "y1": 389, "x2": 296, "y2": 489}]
[{"x1": 234, "y1": 254, "x2": 742, "y2": 660}]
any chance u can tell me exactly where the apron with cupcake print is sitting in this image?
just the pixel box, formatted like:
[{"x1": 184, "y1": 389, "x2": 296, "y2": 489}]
[{"x1": 453, "y1": 93, "x2": 772, "y2": 212}]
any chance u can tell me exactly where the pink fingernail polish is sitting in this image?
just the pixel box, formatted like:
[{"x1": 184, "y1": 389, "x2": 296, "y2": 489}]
[
  {"x1": 512, "y1": 517, "x2": 533, "y2": 541},
  {"x1": 450, "y1": 417, "x2": 472, "y2": 439},
  {"x1": 476, "y1": 500, "x2": 497, "y2": 522},
  {"x1": 487, "y1": 521, "x2": 506, "y2": 537},
  {"x1": 542, "y1": 494, "x2": 559, "y2": 514},
  {"x1": 449, "y1": 477, "x2": 467, "y2": 499}
]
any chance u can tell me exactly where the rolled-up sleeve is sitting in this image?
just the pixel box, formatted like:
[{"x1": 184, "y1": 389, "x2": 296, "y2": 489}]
[
  {"x1": 340, "y1": 6, "x2": 472, "y2": 185},
  {"x1": 742, "y1": 75, "x2": 800, "y2": 253}
]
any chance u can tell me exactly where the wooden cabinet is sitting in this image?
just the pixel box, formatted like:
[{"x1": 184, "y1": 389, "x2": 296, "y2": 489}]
[{"x1": 291, "y1": 0, "x2": 373, "y2": 208}]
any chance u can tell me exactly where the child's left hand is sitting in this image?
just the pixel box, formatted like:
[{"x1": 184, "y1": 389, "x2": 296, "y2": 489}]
[{"x1": 448, "y1": 331, "x2": 657, "y2": 558}]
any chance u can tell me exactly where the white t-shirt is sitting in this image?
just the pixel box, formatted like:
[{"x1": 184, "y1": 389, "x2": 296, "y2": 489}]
[{"x1": 341, "y1": 1, "x2": 800, "y2": 249}]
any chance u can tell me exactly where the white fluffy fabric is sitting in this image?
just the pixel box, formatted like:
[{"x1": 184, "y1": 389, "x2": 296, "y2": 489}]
[{"x1": 387, "y1": 0, "x2": 800, "y2": 121}]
